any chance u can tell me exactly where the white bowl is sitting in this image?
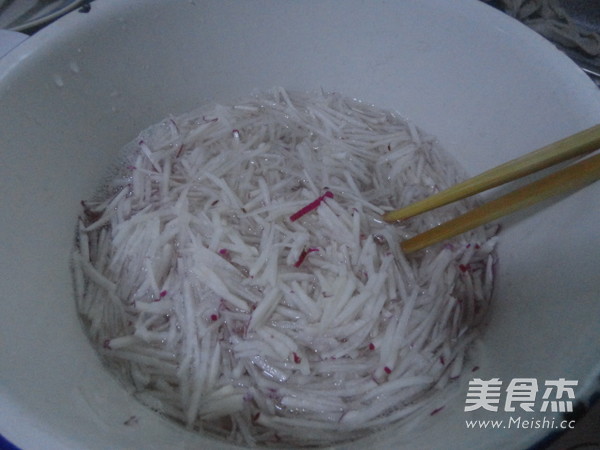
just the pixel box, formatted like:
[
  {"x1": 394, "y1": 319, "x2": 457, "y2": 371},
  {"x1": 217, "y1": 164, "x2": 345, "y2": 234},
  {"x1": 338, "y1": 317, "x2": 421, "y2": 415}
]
[{"x1": 1, "y1": 1, "x2": 599, "y2": 448}]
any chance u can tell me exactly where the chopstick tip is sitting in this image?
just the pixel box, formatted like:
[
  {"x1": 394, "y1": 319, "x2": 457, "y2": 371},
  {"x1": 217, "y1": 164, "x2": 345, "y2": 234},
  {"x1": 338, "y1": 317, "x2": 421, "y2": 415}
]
[{"x1": 382, "y1": 210, "x2": 407, "y2": 223}]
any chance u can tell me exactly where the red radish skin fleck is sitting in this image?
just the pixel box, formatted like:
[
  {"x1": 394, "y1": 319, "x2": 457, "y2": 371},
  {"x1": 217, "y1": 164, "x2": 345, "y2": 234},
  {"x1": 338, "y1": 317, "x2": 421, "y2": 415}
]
[
  {"x1": 289, "y1": 191, "x2": 334, "y2": 222},
  {"x1": 430, "y1": 406, "x2": 445, "y2": 416},
  {"x1": 368, "y1": 343, "x2": 375, "y2": 351},
  {"x1": 123, "y1": 415, "x2": 139, "y2": 426},
  {"x1": 384, "y1": 366, "x2": 392, "y2": 374},
  {"x1": 293, "y1": 248, "x2": 319, "y2": 268},
  {"x1": 293, "y1": 352, "x2": 301, "y2": 364}
]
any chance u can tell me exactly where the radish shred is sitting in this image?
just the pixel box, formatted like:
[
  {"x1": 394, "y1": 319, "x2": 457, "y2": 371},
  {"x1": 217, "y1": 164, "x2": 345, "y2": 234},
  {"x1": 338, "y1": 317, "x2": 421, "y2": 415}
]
[
  {"x1": 293, "y1": 248, "x2": 319, "y2": 268},
  {"x1": 289, "y1": 191, "x2": 334, "y2": 222},
  {"x1": 73, "y1": 88, "x2": 496, "y2": 447}
]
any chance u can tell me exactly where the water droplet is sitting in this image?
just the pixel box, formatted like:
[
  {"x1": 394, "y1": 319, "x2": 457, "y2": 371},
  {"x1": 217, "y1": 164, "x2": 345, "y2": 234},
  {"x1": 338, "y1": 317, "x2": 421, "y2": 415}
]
[
  {"x1": 53, "y1": 74, "x2": 64, "y2": 87},
  {"x1": 69, "y1": 61, "x2": 80, "y2": 74}
]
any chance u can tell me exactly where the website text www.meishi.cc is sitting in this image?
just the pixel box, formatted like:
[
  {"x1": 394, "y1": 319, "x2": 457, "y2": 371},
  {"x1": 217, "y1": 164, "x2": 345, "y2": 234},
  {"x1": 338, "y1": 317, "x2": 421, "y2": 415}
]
[{"x1": 465, "y1": 416, "x2": 576, "y2": 430}]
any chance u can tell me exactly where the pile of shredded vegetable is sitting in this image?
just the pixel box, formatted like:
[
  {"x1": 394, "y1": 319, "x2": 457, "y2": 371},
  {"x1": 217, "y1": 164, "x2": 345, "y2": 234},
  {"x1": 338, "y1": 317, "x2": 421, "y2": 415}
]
[{"x1": 72, "y1": 88, "x2": 497, "y2": 446}]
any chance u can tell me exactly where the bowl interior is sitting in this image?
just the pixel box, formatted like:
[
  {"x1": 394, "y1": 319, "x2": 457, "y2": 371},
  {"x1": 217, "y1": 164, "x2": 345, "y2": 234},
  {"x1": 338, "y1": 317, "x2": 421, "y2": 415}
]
[{"x1": 1, "y1": 1, "x2": 599, "y2": 449}]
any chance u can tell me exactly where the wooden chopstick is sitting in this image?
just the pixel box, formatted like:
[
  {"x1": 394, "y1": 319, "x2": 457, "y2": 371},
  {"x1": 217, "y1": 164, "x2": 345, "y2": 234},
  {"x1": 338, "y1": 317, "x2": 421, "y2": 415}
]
[
  {"x1": 382, "y1": 123, "x2": 600, "y2": 223},
  {"x1": 400, "y1": 151, "x2": 600, "y2": 254}
]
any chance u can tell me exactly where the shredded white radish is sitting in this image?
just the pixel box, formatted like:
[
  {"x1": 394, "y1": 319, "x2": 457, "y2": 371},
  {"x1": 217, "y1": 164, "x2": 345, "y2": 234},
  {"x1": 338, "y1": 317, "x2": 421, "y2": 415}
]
[{"x1": 73, "y1": 88, "x2": 497, "y2": 446}]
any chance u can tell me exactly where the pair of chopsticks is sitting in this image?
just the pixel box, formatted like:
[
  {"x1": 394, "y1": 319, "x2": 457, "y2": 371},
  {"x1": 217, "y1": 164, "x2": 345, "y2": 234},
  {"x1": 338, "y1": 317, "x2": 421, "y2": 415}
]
[{"x1": 382, "y1": 123, "x2": 600, "y2": 254}]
